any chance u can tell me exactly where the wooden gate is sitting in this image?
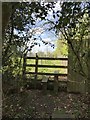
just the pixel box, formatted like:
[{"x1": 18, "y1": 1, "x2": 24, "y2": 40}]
[{"x1": 22, "y1": 53, "x2": 68, "y2": 89}]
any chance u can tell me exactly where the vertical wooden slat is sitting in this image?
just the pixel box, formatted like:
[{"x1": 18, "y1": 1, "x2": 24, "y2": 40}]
[
  {"x1": 34, "y1": 53, "x2": 38, "y2": 88},
  {"x1": 54, "y1": 70, "x2": 59, "y2": 94},
  {"x1": 22, "y1": 53, "x2": 26, "y2": 86},
  {"x1": 42, "y1": 75, "x2": 48, "y2": 94}
]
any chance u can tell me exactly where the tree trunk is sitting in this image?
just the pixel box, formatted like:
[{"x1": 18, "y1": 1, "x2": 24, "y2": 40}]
[{"x1": 2, "y1": 3, "x2": 12, "y2": 38}]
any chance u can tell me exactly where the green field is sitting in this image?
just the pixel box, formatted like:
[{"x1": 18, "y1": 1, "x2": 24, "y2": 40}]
[{"x1": 26, "y1": 59, "x2": 68, "y2": 74}]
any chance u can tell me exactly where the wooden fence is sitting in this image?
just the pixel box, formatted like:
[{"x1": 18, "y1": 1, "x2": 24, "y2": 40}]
[{"x1": 22, "y1": 54, "x2": 68, "y2": 86}]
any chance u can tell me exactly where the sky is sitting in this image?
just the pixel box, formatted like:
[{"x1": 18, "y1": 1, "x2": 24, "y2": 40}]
[
  {"x1": 31, "y1": 1, "x2": 61, "y2": 53},
  {"x1": 14, "y1": 1, "x2": 61, "y2": 54}
]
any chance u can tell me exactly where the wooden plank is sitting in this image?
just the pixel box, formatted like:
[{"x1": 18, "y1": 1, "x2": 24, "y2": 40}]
[
  {"x1": 39, "y1": 57, "x2": 68, "y2": 60},
  {"x1": 25, "y1": 57, "x2": 36, "y2": 59},
  {"x1": 42, "y1": 76, "x2": 48, "y2": 94},
  {"x1": 34, "y1": 53, "x2": 38, "y2": 88},
  {"x1": 22, "y1": 54, "x2": 26, "y2": 75},
  {"x1": 25, "y1": 72, "x2": 67, "y2": 76},
  {"x1": 26, "y1": 64, "x2": 68, "y2": 68},
  {"x1": 54, "y1": 70, "x2": 59, "y2": 93},
  {"x1": 22, "y1": 54, "x2": 26, "y2": 85},
  {"x1": 42, "y1": 76, "x2": 48, "y2": 83},
  {"x1": 25, "y1": 57, "x2": 68, "y2": 60}
]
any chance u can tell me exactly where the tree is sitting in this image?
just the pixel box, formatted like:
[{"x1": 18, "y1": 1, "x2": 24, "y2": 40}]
[
  {"x1": 2, "y1": 2, "x2": 90, "y2": 117},
  {"x1": 2, "y1": 2, "x2": 90, "y2": 92},
  {"x1": 41, "y1": 2, "x2": 89, "y2": 94},
  {"x1": 53, "y1": 38, "x2": 68, "y2": 57},
  {"x1": 55, "y1": 2, "x2": 89, "y2": 82},
  {"x1": 2, "y1": 2, "x2": 55, "y2": 81}
]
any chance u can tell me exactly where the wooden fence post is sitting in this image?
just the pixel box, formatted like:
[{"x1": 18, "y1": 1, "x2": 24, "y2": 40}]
[
  {"x1": 54, "y1": 70, "x2": 59, "y2": 94},
  {"x1": 34, "y1": 53, "x2": 38, "y2": 89},
  {"x1": 22, "y1": 53, "x2": 26, "y2": 86},
  {"x1": 42, "y1": 75, "x2": 48, "y2": 94}
]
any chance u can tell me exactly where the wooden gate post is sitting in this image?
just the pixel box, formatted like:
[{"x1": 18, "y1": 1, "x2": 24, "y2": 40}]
[
  {"x1": 54, "y1": 70, "x2": 59, "y2": 94},
  {"x1": 22, "y1": 53, "x2": 26, "y2": 86},
  {"x1": 34, "y1": 53, "x2": 38, "y2": 89},
  {"x1": 42, "y1": 75, "x2": 48, "y2": 94}
]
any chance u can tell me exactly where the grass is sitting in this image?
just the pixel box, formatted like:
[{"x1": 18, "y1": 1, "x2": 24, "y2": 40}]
[{"x1": 26, "y1": 59, "x2": 68, "y2": 74}]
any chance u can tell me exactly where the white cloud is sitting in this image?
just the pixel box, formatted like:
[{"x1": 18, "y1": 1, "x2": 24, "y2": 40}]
[
  {"x1": 31, "y1": 37, "x2": 55, "y2": 53},
  {"x1": 46, "y1": 2, "x2": 61, "y2": 21},
  {"x1": 54, "y1": 1, "x2": 61, "y2": 12},
  {"x1": 43, "y1": 38, "x2": 52, "y2": 42}
]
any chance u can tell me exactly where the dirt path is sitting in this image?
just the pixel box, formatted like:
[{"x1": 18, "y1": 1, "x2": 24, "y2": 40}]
[{"x1": 2, "y1": 89, "x2": 89, "y2": 118}]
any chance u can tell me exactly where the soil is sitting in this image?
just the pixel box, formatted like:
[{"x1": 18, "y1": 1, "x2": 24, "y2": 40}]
[{"x1": 2, "y1": 89, "x2": 89, "y2": 119}]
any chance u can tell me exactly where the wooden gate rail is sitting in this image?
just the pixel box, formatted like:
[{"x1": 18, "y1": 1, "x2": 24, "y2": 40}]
[
  {"x1": 25, "y1": 56, "x2": 68, "y2": 60},
  {"x1": 25, "y1": 72, "x2": 67, "y2": 76},
  {"x1": 25, "y1": 64, "x2": 67, "y2": 68}
]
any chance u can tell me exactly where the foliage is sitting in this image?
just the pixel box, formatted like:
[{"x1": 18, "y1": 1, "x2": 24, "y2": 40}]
[
  {"x1": 2, "y1": 2, "x2": 90, "y2": 118},
  {"x1": 54, "y1": 2, "x2": 89, "y2": 80},
  {"x1": 2, "y1": 2, "x2": 51, "y2": 81},
  {"x1": 53, "y1": 38, "x2": 68, "y2": 57},
  {"x1": 2, "y1": 2, "x2": 90, "y2": 85}
]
